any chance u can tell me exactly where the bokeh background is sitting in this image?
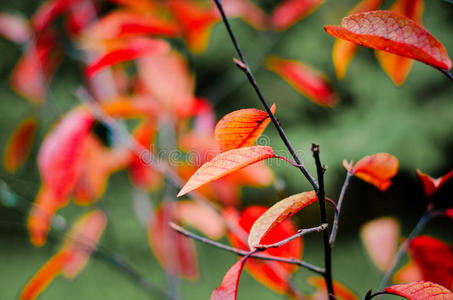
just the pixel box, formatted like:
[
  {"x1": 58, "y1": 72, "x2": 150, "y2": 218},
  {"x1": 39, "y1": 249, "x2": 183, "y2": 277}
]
[{"x1": 0, "y1": 0, "x2": 453, "y2": 299}]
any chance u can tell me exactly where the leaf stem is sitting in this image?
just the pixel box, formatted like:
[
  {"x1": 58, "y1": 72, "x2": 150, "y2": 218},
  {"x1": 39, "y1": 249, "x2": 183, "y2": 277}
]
[
  {"x1": 256, "y1": 223, "x2": 328, "y2": 249},
  {"x1": 212, "y1": 0, "x2": 319, "y2": 192},
  {"x1": 438, "y1": 68, "x2": 453, "y2": 81},
  {"x1": 312, "y1": 144, "x2": 335, "y2": 299},
  {"x1": 170, "y1": 223, "x2": 325, "y2": 275},
  {"x1": 329, "y1": 172, "x2": 352, "y2": 246}
]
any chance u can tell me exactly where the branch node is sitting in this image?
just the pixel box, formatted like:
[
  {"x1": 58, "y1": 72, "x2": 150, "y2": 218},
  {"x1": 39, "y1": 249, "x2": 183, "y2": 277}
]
[{"x1": 233, "y1": 58, "x2": 247, "y2": 71}]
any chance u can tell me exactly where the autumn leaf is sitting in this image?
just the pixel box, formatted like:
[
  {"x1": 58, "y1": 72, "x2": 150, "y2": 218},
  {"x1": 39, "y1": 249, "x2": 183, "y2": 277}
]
[
  {"x1": 307, "y1": 276, "x2": 359, "y2": 300},
  {"x1": 375, "y1": 0, "x2": 424, "y2": 85},
  {"x1": 385, "y1": 281, "x2": 453, "y2": 300},
  {"x1": 331, "y1": 0, "x2": 383, "y2": 79},
  {"x1": 0, "y1": 12, "x2": 30, "y2": 43},
  {"x1": 343, "y1": 153, "x2": 399, "y2": 191},
  {"x1": 32, "y1": 0, "x2": 82, "y2": 32},
  {"x1": 86, "y1": 37, "x2": 170, "y2": 79},
  {"x1": 4, "y1": 117, "x2": 37, "y2": 173},
  {"x1": 210, "y1": 255, "x2": 250, "y2": 300},
  {"x1": 177, "y1": 146, "x2": 276, "y2": 197},
  {"x1": 226, "y1": 206, "x2": 302, "y2": 294},
  {"x1": 266, "y1": 56, "x2": 338, "y2": 107},
  {"x1": 248, "y1": 191, "x2": 318, "y2": 249},
  {"x1": 222, "y1": 0, "x2": 267, "y2": 30},
  {"x1": 214, "y1": 105, "x2": 276, "y2": 152},
  {"x1": 324, "y1": 11, "x2": 452, "y2": 71},
  {"x1": 107, "y1": 0, "x2": 157, "y2": 12},
  {"x1": 416, "y1": 169, "x2": 453, "y2": 197},
  {"x1": 270, "y1": 0, "x2": 323, "y2": 31},
  {"x1": 38, "y1": 108, "x2": 94, "y2": 204},
  {"x1": 360, "y1": 217, "x2": 400, "y2": 272}
]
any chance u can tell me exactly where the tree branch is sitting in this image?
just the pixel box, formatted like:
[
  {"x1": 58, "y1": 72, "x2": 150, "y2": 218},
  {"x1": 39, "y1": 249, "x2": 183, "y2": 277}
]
[
  {"x1": 256, "y1": 223, "x2": 328, "y2": 249},
  {"x1": 329, "y1": 171, "x2": 352, "y2": 246}
]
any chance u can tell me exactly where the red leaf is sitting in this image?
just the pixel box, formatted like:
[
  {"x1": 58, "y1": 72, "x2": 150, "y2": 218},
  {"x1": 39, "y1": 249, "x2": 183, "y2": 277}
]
[
  {"x1": 270, "y1": 0, "x2": 323, "y2": 31},
  {"x1": 148, "y1": 204, "x2": 198, "y2": 279},
  {"x1": 307, "y1": 276, "x2": 359, "y2": 300},
  {"x1": 210, "y1": 256, "x2": 249, "y2": 300},
  {"x1": 324, "y1": 11, "x2": 452, "y2": 70},
  {"x1": 222, "y1": 0, "x2": 267, "y2": 30},
  {"x1": 375, "y1": 0, "x2": 424, "y2": 85},
  {"x1": 177, "y1": 146, "x2": 276, "y2": 197},
  {"x1": 266, "y1": 56, "x2": 338, "y2": 107},
  {"x1": 248, "y1": 191, "x2": 318, "y2": 249},
  {"x1": 408, "y1": 236, "x2": 453, "y2": 288},
  {"x1": 416, "y1": 169, "x2": 453, "y2": 197},
  {"x1": 331, "y1": 0, "x2": 383, "y2": 79},
  {"x1": 32, "y1": 0, "x2": 83, "y2": 32},
  {"x1": 4, "y1": 117, "x2": 37, "y2": 173},
  {"x1": 85, "y1": 37, "x2": 170, "y2": 79},
  {"x1": 38, "y1": 108, "x2": 95, "y2": 202},
  {"x1": 214, "y1": 105, "x2": 276, "y2": 152},
  {"x1": 226, "y1": 206, "x2": 302, "y2": 294},
  {"x1": 0, "y1": 12, "x2": 30, "y2": 43},
  {"x1": 446, "y1": 209, "x2": 453, "y2": 220},
  {"x1": 360, "y1": 217, "x2": 400, "y2": 272},
  {"x1": 385, "y1": 281, "x2": 453, "y2": 300},
  {"x1": 106, "y1": 0, "x2": 157, "y2": 11},
  {"x1": 343, "y1": 153, "x2": 399, "y2": 191}
]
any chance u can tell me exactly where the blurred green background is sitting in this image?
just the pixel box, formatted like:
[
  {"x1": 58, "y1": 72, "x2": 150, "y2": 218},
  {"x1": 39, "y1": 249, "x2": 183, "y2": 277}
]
[{"x1": 1, "y1": 0, "x2": 453, "y2": 299}]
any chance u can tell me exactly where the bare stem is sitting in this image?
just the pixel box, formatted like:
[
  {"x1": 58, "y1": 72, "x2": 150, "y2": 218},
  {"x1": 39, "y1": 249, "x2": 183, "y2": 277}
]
[
  {"x1": 329, "y1": 172, "x2": 352, "y2": 246},
  {"x1": 312, "y1": 144, "x2": 335, "y2": 299},
  {"x1": 170, "y1": 223, "x2": 325, "y2": 275},
  {"x1": 256, "y1": 223, "x2": 328, "y2": 249},
  {"x1": 213, "y1": 0, "x2": 319, "y2": 192}
]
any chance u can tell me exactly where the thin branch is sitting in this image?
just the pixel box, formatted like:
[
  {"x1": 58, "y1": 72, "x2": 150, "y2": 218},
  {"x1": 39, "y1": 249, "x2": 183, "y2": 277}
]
[
  {"x1": 438, "y1": 68, "x2": 453, "y2": 81},
  {"x1": 213, "y1": 0, "x2": 319, "y2": 192},
  {"x1": 329, "y1": 172, "x2": 352, "y2": 246},
  {"x1": 170, "y1": 222, "x2": 325, "y2": 275},
  {"x1": 256, "y1": 223, "x2": 328, "y2": 249},
  {"x1": 364, "y1": 291, "x2": 389, "y2": 300},
  {"x1": 312, "y1": 144, "x2": 335, "y2": 299}
]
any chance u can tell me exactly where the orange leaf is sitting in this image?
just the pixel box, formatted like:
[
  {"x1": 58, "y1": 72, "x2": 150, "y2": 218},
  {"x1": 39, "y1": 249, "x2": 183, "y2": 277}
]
[
  {"x1": 107, "y1": 0, "x2": 157, "y2": 12},
  {"x1": 148, "y1": 204, "x2": 198, "y2": 279},
  {"x1": 407, "y1": 236, "x2": 453, "y2": 288},
  {"x1": 176, "y1": 201, "x2": 225, "y2": 240},
  {"x1": 210, "y1": 256, "x2": 249, "y2": 300},
  {"x1": 308, "y1": 276, "x2": 359, "y2": 300},
  {"x1": 332, "y1": 0, "x2": 383, "y2": 79},
  {"x1": 85, "y1": 37, "x2": 170, "y2": 79},
  {"x1": 226, "y1": 206, "x2": 302, "y2": 294},
  {"x1": 343, "y1": 153, "x2": 398, "y2": 191},
  {"x1": 270, "y1": 0, "x2": 323, "y2": 31},
  {"x1": 60, "y1": 210, "x2": 107, "y2": 278},
  {"x1": 177, "y1": 146, "x2": 276, "y2": 197},
  {"x1": 0, "y1": 12, "x2": 30, "y2": 43},
  {"x1": 385, "y1": 281, "x2": 453, "y2": 300},
  {"x1": 375, "y1": 0, "x2": 424, "y2": 85},
  {"x1": 214, "y1": 105, "x2": 276, "y2": 152},
  {"x1": 222, "y1": 0, "x2": 267, "y2": 30},
  {"x1": 324, "y1": 11, "x2": 452, "y2": 71},
  {"x1": 248, "y1": 191, "x2": 317, "y2": 249},
  {"x1": 38, "y1": 108, "x2": 95, "y2": 202},
  {"x1": 360, "y1": 217, "x2": 400, "y2": 272},
  {"x1": 100, "y1": 96, "x2": 159, "y2": 118},
  {"x1": 266, "y1": 56, "x2": 338, "y2": 107},
  {"x1": 416, "y1": 169, "x2": 453, "y2": 197},
  {"x1": 4, "y1": 117, "x2": 37, "y2": 173},
  {"x1": 20, "y1": 251, "x2": 70, "y2": 300},
  {"x1": 393, "y1": 261, "x2": 423, "y2": 284}
]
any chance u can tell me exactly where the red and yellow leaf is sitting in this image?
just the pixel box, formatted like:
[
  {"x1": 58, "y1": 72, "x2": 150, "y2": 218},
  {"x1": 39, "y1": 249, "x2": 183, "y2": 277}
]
[
  {"x1": 0, "y1": 12, "x2": 30, "y2": 43},
  {"x1": 416, "y1": 169, "x2": 453, "y2": 197},
  {"x1": 332, "y1": 0, "x2": 383, "y2": 79},
  {"x1": 308, "y1": 276, "x2": 359, "y2": 300},
  {"x1": 214, "y1": 105, "x2": 276, "y2": 152},
  {"x1": 324, "y1": 11, "x2": 452, "y2": 71},
  {"x1": 343, "y1": 153, "x2": 398, "y2": 191},
  {"x1": 227, "y1": 206, "x2": 302, "y2": 295},
  {"x1": 38, "y1": 108, "x2": 95, "y2": 202},
  {"x1": 385, "y1": 281, "x2": 453, "y2": 300},
  {"x1": 4, "y1": 117, "x2": 37, "y2": 173},
  {"x1": 248, "y1": 191, "x2": 317, "y2": 249},
  {"x1": 148, "y1": 204, "x2": 198, "y2": 279},
  {"x1": 270, "y1": 0, "x2": 323, "y2": 31},
  {"x1": 210, "y1": 256, "x2": 249, "y2": 300},
  {"x1": 86, "y1": 37, "x2": 170, "y2": 79},
  {"x1": 375, "y1": 0, "x2": 424, "y2": 85},
  {"x1": 177, "y1": 146, "x2": 276, "y2": 197},
  {"x1": 266, "y1": 56, "x2": 338, "y2": 107},
  {"x1": 360, "y1": 217, "x2": 400, "y2": 272}
]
